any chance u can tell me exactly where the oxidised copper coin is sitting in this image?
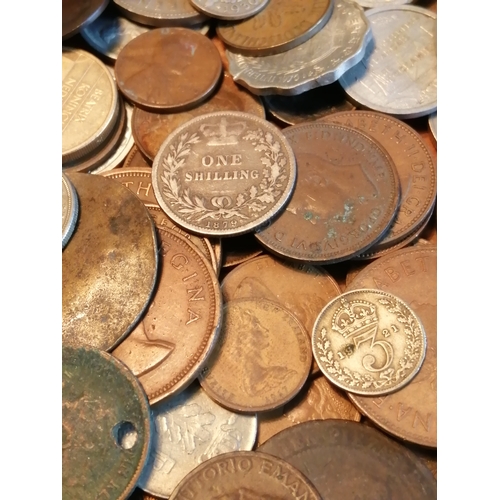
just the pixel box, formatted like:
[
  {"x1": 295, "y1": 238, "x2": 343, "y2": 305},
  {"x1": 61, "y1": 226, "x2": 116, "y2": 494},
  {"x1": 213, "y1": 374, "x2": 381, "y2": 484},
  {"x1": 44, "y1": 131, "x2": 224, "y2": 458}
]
[
  {"x1": 112, "y1": 227, "x2": 222, "y2": 404},
  {"x1": 199, "y1": 298, "x2": 311, "y2": 412},
  {"x1": 62, "y1": 173, "x2": 158, "y2": 351},
  {"x1": 62, "y1": 346, "x2": 151, "y2": 500},
  {"x1": 62, "y1": 0, "x2": 109, "y2": 39},
  {"x1": 115, "y1": 28, "x2": 222, "y2": 112},
  {"x1": 255, "y1": 122, "x2": 401, "y2": 264},
  {"x1": 258, "y1": 420, "x2": 437, "y2": 499},
  {"x1": 169, "y1": 451, "x2": 322, "y2": 499},
  {"x1": 132, "y1": 73, "x2": 265, "y2": 162}
]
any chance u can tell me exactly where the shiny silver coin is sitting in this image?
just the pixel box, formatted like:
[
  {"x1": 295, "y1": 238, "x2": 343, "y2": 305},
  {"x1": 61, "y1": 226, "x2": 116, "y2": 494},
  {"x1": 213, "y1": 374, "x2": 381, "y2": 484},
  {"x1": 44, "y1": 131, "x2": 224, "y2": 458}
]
[
  {"x1": 339, "y1": 5, "x2": 436, "y2": 119},
  {"x1": 190, "y1": 0, "x2": 269, "y2": 20},
  {"x1": 428, "y1": 111, "x2": 437, "y2": 142},
  {"x1": 62, "y1": 173, "x2": 79, "y2": 249}
]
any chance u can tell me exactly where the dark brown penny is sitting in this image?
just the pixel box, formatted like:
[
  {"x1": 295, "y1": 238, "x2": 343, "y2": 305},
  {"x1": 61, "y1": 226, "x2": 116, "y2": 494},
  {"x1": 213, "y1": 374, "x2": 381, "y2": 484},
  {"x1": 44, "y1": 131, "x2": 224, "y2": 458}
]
[
  {"x1": 346, "y1": 245, "x2": 437, "y2": 448},
  {"x1": 115, "y1": 28, "x2": 222, "y2": 111},
  {"x1": 255, "y1": 122, "x2": 401, "y2": 264},
  {"x1": 124, "y1": 145, "x2": 153, "y2": 169},
  {"x1": 217, "y1": 0, "x2": 334, "y2": 56},
  {"x1": 169, "y1": 451, "x2": 322, "y2": 499},
  {"x1": 62, "y1": 173, "x2": 158, "y2": 351},
  {"x1": 62, "y1": 0, "x2": 109, "y2": 39},
  {"x1": 112, "y1": 227, "x2": 222, "y2": 404},
  {"x1": 132, "y1": 73, "x2": 265, "y2": 161}
]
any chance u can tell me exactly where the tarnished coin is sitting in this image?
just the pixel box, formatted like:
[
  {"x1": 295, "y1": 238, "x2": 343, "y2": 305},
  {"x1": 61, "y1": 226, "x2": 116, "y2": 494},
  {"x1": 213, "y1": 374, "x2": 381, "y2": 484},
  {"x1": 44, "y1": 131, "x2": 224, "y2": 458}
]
[
  {"x1": 169, "y1": 451, "x2": 322, "y2": 499},
  {"x1": 217, "y1": 0, "x2": 334, "y2": 56},
  {"x1": 226, "y1": 0, "x2": 371, "y2": 95},
  {"x1": 255, "y1": 122, "x2": 401, "y2": 264},
  {"x1": 258, "y1": 420, "x2": 437, "y2": 499},
  {"x1": 62, "y1": 0, "x2": 109, "y2": 39},
  {"x1": 428, "y1": 112, "x2": 437, "y2": 142},
  {"x1": 313, "y1": 288, "x2": 426, "y2": 396},
  {"x1": 199, "y1": 298, "x2": 311, "y2": 412},
  {"x1": 190, "y1": 0, "x2": 269, "y2": 20},
  {"x1": 339, "y1": 6, "x2": 437, "y2": 118},
  {"x1": 62, "y1": 173, "x2": 158, "y2": 351},
  {"x1": 124, "y1": 145, "x2": 152, "y2": 169},
  {"x1": 138, "y1": 382, "x2": 257, "y2": 498},
  {"x1": 132, "y1": 73, "x2": 265, "y2": 162},
  {"x1": 62, "y1": 47, "x2": 120, "y2": 164},
  {"x1": 346, "y1": 246, "x2": 437, "y2": 447},
  {"x1": 152, "y1": 111, "x2": 297, "y2": 237},
  {"x1": 62, "y1": 346, "x2": 151, "y2": 500},
  {"x1": 115, "y1": 28, "x2": 222, "y2": 112},
  {"x1": 62, "y1": 173, "x2": 79, "y2": 249},
  {"x1": 112, "y1": 227, "x2": 222, "y2": 403}
]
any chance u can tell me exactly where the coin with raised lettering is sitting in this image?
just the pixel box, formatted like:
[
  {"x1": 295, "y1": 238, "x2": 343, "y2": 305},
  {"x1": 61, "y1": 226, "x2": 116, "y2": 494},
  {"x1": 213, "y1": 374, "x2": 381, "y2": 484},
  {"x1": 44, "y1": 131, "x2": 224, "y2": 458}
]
[
  {"x1": 62, "y1": 173, "x2": 79, "y2": 249},
  {"x1": 190, "y1": 0, "x2": 269, "y2": 20},
  {"x1": 152, "y1": 111, "x2": 297, "y2": 237},
  {"x1": 62, "y1": 0, "x2": 109, "y2": 39}
]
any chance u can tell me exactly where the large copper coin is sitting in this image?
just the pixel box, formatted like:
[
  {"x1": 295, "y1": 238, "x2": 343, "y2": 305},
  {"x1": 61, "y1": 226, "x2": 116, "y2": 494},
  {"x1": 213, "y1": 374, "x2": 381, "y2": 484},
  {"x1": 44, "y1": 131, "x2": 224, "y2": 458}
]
[
  {"x1": 62, "y1": 346, "x2": 151, "y2": 500},
  {"x1": 62, "y1": 173, "x2": 158, "y2": 351},
  {"x1": 115, "y1": 28, "x2": 222, "y2": 112},
  {"x1": 169, "y1": 451, "x2": 322, "y2": 499},
  {"x1": 199, "y1": 298, "x2": 311, "y2": 412},
  {"x1": 112, "y1": 227, "x2": 222, "y2": 404},
  {"x1": 152, "y1": 111, "x2": 297, "y2": 237},
  {"x1": 62, "y1": 0, "x2": 109, "y2": 39},
  {"x1": 217, "y1": 0, "x2": 334, "y2": 56},
  {"x1": 321, "y1": 111, "x2": 437, "y2": 251},
  {"x1": 258, "y1": 420, "x2": 437, "y2": 499},
  {"x1": 132, "y1": 73, "x2": 265, "y2": 162},
  {"x1": 255, "y1": 122, "x2": 401, "y2": 264},
  {"x1": 346, "y1": 246, "x2": 437, "y2": 447}
]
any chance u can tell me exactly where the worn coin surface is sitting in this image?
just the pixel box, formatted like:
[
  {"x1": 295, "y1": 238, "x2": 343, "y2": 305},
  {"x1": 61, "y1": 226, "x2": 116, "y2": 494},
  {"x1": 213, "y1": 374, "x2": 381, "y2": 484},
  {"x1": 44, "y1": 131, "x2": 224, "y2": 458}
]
[
  {"x1": 346, "y1": 246, "x2": 437, "y2": 447},
  {"x1": 227, "y1": 0, "x2": 371, "y2": 95},
  {"x1": 255, "y1": 122, "x2": 400, "y2": 264},
  {"x1": 62, "y1": 173, "x2": 158, "y2": 351},
  {"x1": 62, "y1": 346, "x2": 151, "y2": 500},
  {"x1": 152, "y1": 111, "x2": 297, "y2": 237},
  {"x1": 62, "y1": 0, "x2": 109, "y2": 39},
  {"x1": 115, "y1": 28, "x2": 222, "y2": 112},
  {"x1": 112, "y1": 227, "x2": 221, "y2": 404},
  {"x1": 169, "y1": 451, "x2": 322, "y2": 499},
  {"x1": 217, "y1": 0, "x2": 334, "y2": 56},
  {"x1": 339, "y1": 6, "x2": 437, "y2": 118},
  {"x1": 200, "y1": 298, "x2": 311, "y2": 412},
  {"x1": 138, "y1": 382, "x2": 257, "y2": 498},
  {"x1": 62, "y1": 173, "x2": 79, "y2": 249},
  {"x1": 132, "y1": 73, "x2": 265, "y2": 161},
  {"x1": 258, "y1": 420, "x2": 437, "y2": 499},
  {"x1": 190, "y1": 0, "x2": 269, "y2": 20}
]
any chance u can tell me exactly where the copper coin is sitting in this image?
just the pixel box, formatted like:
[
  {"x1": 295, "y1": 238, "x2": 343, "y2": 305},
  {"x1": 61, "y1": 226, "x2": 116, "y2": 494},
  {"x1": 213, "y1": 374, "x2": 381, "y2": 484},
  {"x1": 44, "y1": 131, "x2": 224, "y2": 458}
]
[
  {"x1": 115, "y1": 28, "x2": 222, "y2": 112},
  {"x1": 258, "y1": 420, "x2": 437, "y2": 499},
  {"x1": 169, "y1": 451, "x2": 322, "y2": 499},
  {"x1": 152, "y1": 111, "x2": 297, "y2": 237},
  {"x1": 124, "y1": 145, "x2": 153, "y2": 169},
  {"x1": 112, "y1": 227, "x2": 222, "y2": 404},
  {"x1": 255, "y1": 122, "x2": 401, "y2": 264},
  {"x1": 62, "y1": 346, "x2": 151, "y2": 500},
  {"x1": 199, "y1": 298, "x2": 311, "y2": 412},
  {"x1": 62, "y1": 173, "x2": 158, "y2": 351},
  {"x1": 217, "y1": 0, "x2": 334, "y2": 56},
  {"x1": 346, "y1": 245, "x2": 437, "y2": 448},
  {"x1": 221, "y1": 233, "x2": 262, "y2": 268},
  {"x1": 320, "y1": 111, "x2": 437, "y2": 252},
  {"x1": 62, "y1": 173, "x2": 79, "y2": 249},
  {"x1": 62, "y1": 0, "x2": 109, "y2": 39},
  {"x1": 132, "y1": 73, "x2": 265, "y2": 162}
]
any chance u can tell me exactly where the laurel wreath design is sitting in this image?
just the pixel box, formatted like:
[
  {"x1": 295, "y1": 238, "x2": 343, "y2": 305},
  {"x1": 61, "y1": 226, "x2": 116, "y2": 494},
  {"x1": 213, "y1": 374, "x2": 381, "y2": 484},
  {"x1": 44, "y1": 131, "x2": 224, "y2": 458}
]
[
  {"x1": 160, "y1": 129, "x2": 288, "y2": 221},
  {"x1": 316, "y1": 297, "x2": 422, "y2": 390}
]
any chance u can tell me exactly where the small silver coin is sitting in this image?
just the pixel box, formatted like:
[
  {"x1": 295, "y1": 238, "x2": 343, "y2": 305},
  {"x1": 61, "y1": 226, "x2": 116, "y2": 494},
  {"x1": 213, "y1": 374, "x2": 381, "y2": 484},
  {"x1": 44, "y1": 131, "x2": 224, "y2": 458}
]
[
  {"x1": 62, "y1": 173, "x2": 79, "y2": 249},
  {"x1": 190, "y1": 0, "x2": 269, "y2": 20},
  {"x1": 428, "y1": 112, "x2": 437, "y2": 142}
]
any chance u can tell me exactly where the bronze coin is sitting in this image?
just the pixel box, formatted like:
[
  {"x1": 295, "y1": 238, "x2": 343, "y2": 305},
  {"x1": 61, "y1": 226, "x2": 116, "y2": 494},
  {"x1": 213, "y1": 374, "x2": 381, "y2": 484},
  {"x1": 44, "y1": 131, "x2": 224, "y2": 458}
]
[
  {"x1": 346, "y1": 245, "x2": 437, "y2": 448},
  {"x1": 62, "y1": 346, "x2": 151, "y2": 500},
  {"x1": 258, "y1": 420, "x2": 437, "y2": 499},
  {"x1": 115, "y1": 28, "x2": 222, "y2": 112},
  {"x1": 255, "y1": 122, "x2": 401, "y2": 264},
  {"x1": 62, "y1": 0, "x2": 109, "y2": 39},
  {"x1": 62, "y1": 173, "x2": 158, "y2": 351},
  {"x1": 112, "y1": 227, "x2": 222, "y2": 404},
  {"x1": 221, "y1": 233, "x2": 263, "y2": 268},
  {"x1": 124, "y1": 145, "x2": 153, "y2": 169},
  {"x1": 169, "y1": 451, "x2": 322, "y2": 499},
  {"x1": 132, "y1": 73, "x2": 265, "y2": 162},
  {"x1": 199, "y1": 298, "x2": 311, "y2": 412},
  {"x1": 217, "y1": 0, "x2": 334, "y2": 56}
]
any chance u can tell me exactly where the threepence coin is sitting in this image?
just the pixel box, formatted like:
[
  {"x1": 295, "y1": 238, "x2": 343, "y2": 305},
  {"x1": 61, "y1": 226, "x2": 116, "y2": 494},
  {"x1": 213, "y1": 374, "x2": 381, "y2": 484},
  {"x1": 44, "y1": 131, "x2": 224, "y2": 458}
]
[
  {"x1": 190, "y1": 0, "x2": 269, "y2": 20},
  {"x1": 62, "y1": 173, "x2": 79, "y2": 249}
]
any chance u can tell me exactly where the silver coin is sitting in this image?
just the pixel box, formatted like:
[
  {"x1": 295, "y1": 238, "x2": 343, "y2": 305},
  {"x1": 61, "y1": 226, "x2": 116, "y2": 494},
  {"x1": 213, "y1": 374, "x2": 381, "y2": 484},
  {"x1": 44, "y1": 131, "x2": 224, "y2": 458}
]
[
  {"x1": 62, "y1": 173, "x2": 79, "y2": 249},
  {"x1": 138, "y1": 382, "x2": 257, "y2": 498},
  {"x1": 354, "y1": 0, "x2": 413, "y2": 8},
  {"x1": 428, "y1": 111, "x2": 437, "y2": 142},
  {"x1": 190, "y1": 0, "x2": 269, "y2": 20},
  {"x1": 339, "y1": 6, "x2": 437, "y2": 119},
  {"x1": 226, "y1": 0, "x2": 372, "y2": 96}
]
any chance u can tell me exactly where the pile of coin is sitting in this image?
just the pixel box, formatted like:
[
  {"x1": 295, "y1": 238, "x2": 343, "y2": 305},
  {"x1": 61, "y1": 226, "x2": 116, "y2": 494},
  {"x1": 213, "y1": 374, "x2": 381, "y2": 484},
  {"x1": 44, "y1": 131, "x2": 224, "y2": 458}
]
[{"x1": 62, "y1": 0, "x2": 437, "y2": 498}]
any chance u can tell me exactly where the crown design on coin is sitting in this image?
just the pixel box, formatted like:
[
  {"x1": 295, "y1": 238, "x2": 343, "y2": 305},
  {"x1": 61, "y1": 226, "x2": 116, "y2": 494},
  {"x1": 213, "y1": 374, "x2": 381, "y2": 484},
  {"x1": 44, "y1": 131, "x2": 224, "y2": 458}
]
[
  {"x1": 200, "y1": 118, "x2": 246, "y2": 146},
  {"x1": 331, "y1": 298, "x2": 378, "y2": 339}
]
